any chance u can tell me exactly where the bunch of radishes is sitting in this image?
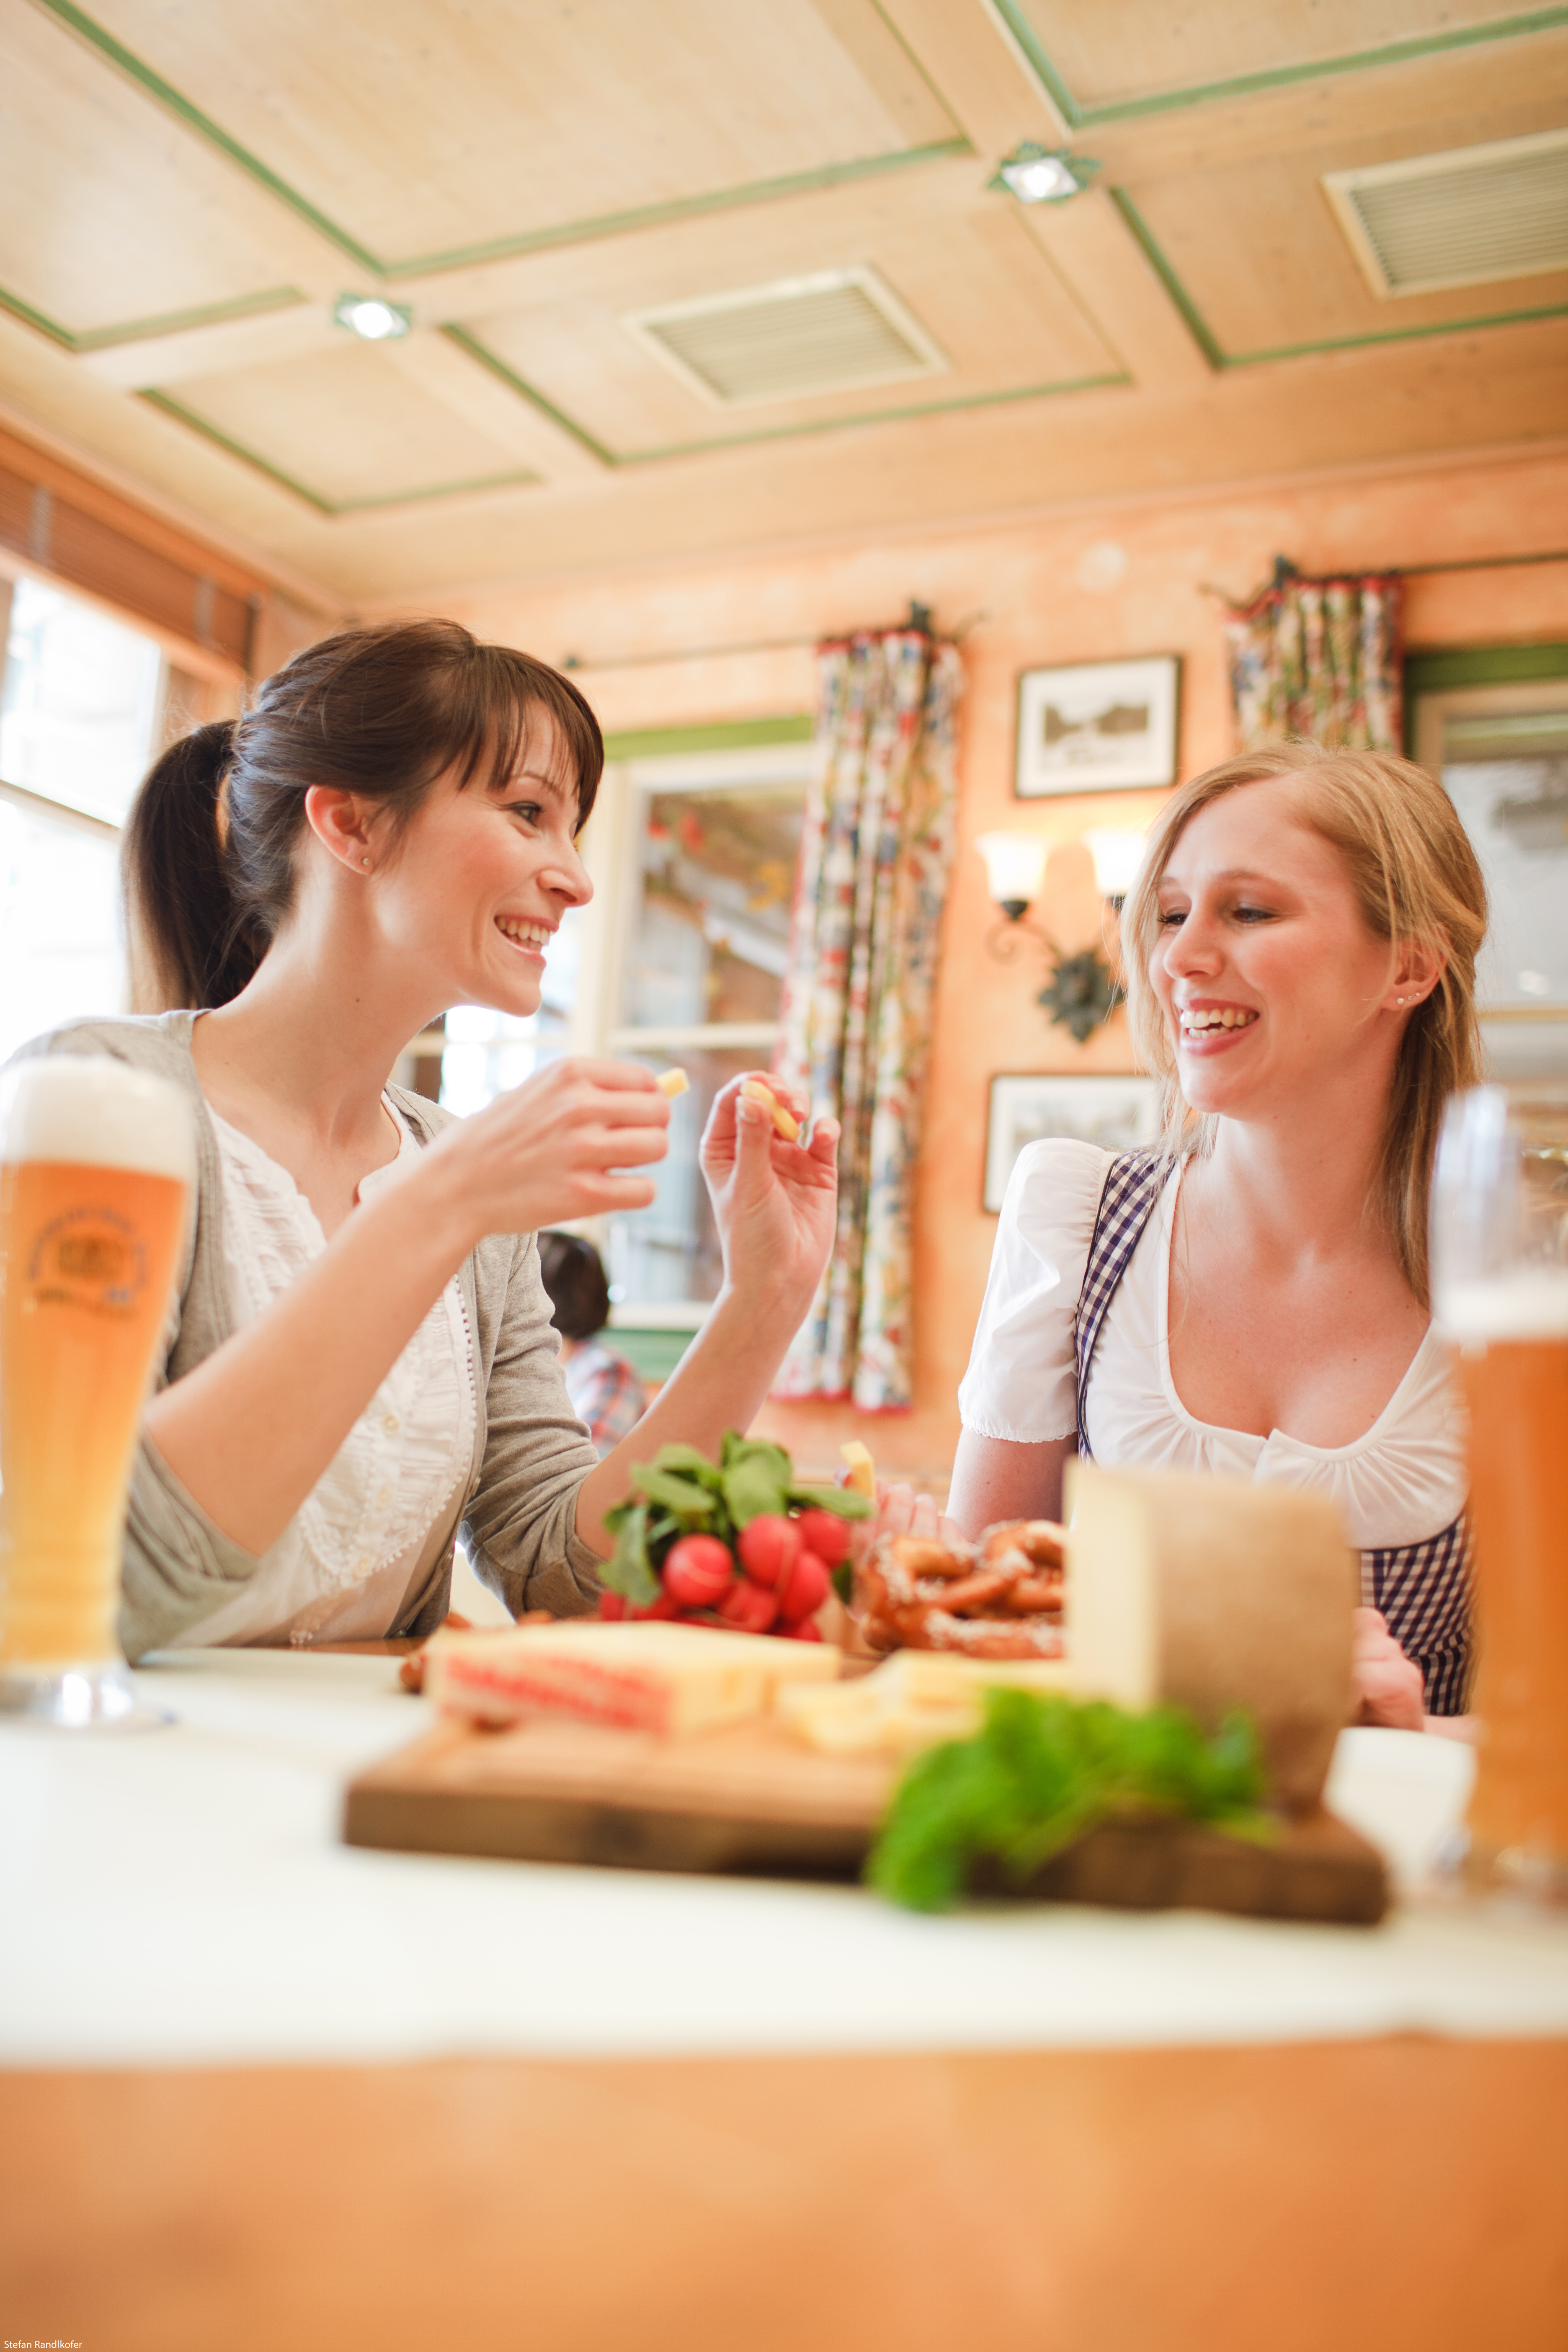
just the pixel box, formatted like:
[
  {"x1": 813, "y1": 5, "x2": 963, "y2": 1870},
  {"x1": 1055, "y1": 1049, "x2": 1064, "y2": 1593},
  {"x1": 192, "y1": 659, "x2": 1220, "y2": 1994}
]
[
  {"x1": 596, "y1": 1432, "x2": 869, "y2": 1638},
  {"x1": 600, "y1": 1507, "x2": 854, "y2": 1640}
]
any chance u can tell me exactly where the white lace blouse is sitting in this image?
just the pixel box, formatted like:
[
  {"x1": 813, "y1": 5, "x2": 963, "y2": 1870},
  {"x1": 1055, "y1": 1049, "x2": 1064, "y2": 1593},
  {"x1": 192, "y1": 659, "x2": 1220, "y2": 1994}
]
[
  {"x1": 957, "y1": 1140, "x2": 1466, "y2": 1550},
  {"x1": 169, "y1": 1101, "x2": 477, "y2": 1648}
]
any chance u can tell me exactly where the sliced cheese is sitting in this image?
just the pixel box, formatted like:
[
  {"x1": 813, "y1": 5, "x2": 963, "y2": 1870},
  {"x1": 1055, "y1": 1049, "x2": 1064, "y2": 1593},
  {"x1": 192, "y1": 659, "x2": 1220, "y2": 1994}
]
[
  {"x1": 740, "y1": 1077, "x2": 800, "y2": 1141},
  {"x1": 839, "y1": 1439, "x2": 876, "y2": 1498},
  {"x1": 1065, "y1": 1460, "x2": 1356, "y2": 1810},
  {"x1": 427, "y1": 1620, "x2": 840, "y2": 1739},
  {"x1": 779, "y1": 1650, "x2": 1069, "y2": 1759},
  {"x1": 655, "y1": 1068, "x2": 689, "y2": 1099}
]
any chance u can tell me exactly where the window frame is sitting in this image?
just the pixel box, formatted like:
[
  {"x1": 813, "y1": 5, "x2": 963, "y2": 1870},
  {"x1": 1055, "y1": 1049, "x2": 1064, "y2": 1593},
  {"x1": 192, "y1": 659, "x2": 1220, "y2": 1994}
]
[{"x1": 572, "y1": 736, "x2": 815, "y2": 1330}]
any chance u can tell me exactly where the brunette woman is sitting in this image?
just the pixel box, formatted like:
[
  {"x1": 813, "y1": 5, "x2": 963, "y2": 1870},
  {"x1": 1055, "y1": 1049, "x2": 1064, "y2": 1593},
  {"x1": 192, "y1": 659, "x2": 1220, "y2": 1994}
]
[
  {"x1": 944, "y1": 741, "x2": 1487, "y2": 1730},
  {"x1": 8, "y1": 620, "x2": 837, "y2": 1657}
]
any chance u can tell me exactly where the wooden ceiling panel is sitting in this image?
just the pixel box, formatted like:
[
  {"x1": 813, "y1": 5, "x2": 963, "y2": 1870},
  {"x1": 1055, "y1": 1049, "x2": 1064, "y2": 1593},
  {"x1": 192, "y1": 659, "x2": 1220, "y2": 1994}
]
[
  {"x1": 62, "y1": 0, "x2": 961, "y2": 274},
  {"x1": 1007, "y1": 0, "x2": 1544, "y2": 116},
  {"x1": 0, "y1": 5, "x2": 305, "y2": 346},
  {"x1": 457, "y1": 199, "x2": 1121, "y2": 457},
  {"x1": 144, "y1": 341, "x2": 537, "y2": 513},
  {"x1": 1123, "y1": 102, "x2": 1568, "y2": 364}
]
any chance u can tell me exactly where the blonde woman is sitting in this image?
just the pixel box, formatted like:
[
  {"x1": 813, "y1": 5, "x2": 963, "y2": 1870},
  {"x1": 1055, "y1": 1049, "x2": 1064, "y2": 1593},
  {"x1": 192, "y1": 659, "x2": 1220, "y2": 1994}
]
[{"x1": 949, "y1": 743, "x2": 1486, "y2": 1729}]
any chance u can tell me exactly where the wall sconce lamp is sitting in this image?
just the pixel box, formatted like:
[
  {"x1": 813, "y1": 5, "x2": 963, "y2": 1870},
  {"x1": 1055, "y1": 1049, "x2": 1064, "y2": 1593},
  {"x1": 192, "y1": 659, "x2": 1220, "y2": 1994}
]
[{"x1": 975, "y1": 828, "x2": 1147, "y2": 1044}]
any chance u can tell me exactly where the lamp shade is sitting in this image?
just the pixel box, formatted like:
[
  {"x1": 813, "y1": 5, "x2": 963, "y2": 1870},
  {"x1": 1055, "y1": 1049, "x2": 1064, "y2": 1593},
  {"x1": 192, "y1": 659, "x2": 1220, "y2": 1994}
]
[
  {"x1": 975, "y1": 831, "x2": 1049, "y2": 912},
  {"x1": 1083, "y1": 827, "x2": 1148, "y2": 901}
]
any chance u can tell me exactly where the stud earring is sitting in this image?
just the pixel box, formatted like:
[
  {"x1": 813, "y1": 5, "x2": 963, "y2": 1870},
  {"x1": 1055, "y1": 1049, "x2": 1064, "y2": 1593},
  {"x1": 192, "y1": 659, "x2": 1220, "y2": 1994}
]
[{"x1": 361, "y1": 856, "x2": 371, "y2": 869}]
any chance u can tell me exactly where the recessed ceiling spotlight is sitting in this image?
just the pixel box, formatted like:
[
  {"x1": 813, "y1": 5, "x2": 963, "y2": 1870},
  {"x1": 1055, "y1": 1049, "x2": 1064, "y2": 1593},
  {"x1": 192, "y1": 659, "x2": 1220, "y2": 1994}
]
[
  {"x1": 333, "y1": 293, "x2": 412, "y2": 341},
  {"x1": 990, "y1": 143, "x2": 1099, "y2": 205}
]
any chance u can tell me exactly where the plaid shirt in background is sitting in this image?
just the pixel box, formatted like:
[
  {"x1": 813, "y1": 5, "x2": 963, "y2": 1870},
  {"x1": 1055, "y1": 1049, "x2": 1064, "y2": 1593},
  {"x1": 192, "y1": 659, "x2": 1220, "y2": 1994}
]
[{"x1": 563, "y1": 1338, "x2": 649, "y2": 1459}]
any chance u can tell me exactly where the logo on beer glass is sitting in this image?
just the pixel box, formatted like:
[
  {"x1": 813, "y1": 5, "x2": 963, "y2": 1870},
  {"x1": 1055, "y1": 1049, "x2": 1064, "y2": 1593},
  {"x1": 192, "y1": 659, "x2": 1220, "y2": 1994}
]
[{"x1": 25, "y1": 1207, "x2": 149, "y2": 1318}]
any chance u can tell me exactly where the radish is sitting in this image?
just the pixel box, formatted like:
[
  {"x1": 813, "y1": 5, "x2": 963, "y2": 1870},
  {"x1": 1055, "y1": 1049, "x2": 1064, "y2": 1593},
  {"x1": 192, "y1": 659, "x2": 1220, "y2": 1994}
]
[
  {"x1": 717, "y1": 1577, "x2": 778, "y2": 1634},
  {"x1": 776, "y1": 1550, "x2": 830, "y2": 1625},
  {"x1": 793, "y1": 1508, "x2": 853, "y2": 1567},
  {"x1": 782, "y1": 1617, "x2": 824, "y2": 1642},
  {"x1": 736, "y1": 1513, "x2": 801, "y2": 1589},
  {"x1": 597, "y1": 1591, "x2": 626, "y2": 1620},
  {"x1": 662, "y1": 1534, "x2": 735, "y2": 1609}
]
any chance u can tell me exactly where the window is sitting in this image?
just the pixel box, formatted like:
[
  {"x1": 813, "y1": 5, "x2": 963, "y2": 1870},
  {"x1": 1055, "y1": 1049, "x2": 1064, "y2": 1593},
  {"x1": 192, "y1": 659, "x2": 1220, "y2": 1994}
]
[
  {"x1": 1412, "y1": 663, "x2": 1568, "y2": 1081},
  {"x1": 0, "y1": 572, "x2": 168, "y2": 1063},
  {"x1": 437, "y1": 906, "x2": 585, "y2": 1116},
  {"x1": 600, "y1": 749, "x2": 809, "y2": 1317}
]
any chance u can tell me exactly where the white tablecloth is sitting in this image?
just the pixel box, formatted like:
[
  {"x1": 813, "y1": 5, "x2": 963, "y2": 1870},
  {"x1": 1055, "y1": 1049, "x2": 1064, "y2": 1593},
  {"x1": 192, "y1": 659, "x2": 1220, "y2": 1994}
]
[{"x1": 3, "y1": 1648, "x2": 1565, "y2": 2069}]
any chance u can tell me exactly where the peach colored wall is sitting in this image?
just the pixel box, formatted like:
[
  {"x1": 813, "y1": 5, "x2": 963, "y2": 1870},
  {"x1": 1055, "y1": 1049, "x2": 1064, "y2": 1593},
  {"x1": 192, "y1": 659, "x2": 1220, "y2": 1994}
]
[{"x1": 418, "y1": 447, "x2": 1568, "y2": 1485}]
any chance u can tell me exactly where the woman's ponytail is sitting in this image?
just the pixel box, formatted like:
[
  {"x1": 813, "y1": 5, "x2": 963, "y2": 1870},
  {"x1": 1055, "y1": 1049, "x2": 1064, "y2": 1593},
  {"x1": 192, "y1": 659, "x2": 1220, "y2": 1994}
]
[{"x1": 122, "y1": 719, "x2": 262, "y2": 1012}]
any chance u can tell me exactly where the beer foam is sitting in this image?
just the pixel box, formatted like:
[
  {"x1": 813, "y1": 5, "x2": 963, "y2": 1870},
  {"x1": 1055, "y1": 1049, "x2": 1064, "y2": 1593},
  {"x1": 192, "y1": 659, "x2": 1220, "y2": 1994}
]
[
  {"x1": 0, "y1": 1056, "x2": 197, "y2": 1185},
  {"x1": 1437, "y1": 1271, "x2": 1568, "y2": 1343}
]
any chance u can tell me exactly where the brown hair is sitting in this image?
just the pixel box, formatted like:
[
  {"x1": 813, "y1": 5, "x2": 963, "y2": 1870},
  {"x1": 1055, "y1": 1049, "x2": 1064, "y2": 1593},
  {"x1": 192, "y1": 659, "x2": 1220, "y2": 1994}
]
[
  {"x1": 124, "y1": 617, "x2": 603, "y2": 1011},
  {"x1": 1120, "y1": 740, "x2": 1487, "y2": 1305},
  {"x1": 537, "y1": 1230, "x2": 612, "y2": 1342}
]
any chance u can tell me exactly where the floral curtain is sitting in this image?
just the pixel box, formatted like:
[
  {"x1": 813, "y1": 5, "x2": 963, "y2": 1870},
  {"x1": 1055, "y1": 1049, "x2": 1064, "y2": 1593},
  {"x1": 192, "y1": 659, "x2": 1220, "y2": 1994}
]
[
  {"x1": 771, "y1": 627, "x2": 963, "y2": 1410},
  {"x1": 1223, "y1": 567, "x2": 1404, "y2": 751}
]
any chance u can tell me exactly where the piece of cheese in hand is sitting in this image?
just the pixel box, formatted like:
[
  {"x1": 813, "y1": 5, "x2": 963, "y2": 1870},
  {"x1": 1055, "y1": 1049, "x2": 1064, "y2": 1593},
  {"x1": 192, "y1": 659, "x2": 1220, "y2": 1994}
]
[
  {"x1": 740, "y1": 1077, "x2": 801, "y2": 1142},
  {"x1": 1066, "y1": 1461, "x2": 1357, "y2": 1811},
  {"x1": 840, "y1": 1439, "x2": 875, "y2": 1498},
  {"x1": 656, "y1": 1068, "x2": 689, "y2": 1099},
  {"x1": 426, "y1": 1620, "x2": 840, "y2": 1738}
]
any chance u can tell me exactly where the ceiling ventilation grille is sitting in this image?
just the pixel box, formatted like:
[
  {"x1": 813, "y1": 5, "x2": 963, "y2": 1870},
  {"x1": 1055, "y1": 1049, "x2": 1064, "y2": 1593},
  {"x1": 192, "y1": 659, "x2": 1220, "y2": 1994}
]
[
  {"x1": 625, "y1": 268, "x2": 947, "y2": 407},
  {"x1": 1323, "y1": 130, "x2": 1568, "y2": 298}
]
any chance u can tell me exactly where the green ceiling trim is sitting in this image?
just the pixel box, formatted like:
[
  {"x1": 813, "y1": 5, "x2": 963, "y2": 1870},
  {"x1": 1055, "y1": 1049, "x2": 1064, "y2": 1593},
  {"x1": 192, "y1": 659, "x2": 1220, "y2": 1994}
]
[
  {"x1": 136, "y1": 389, "x2": 539, "y2": 515},
  {"x1": 446, "y1": 324, "x2": 1127, "y2": 464},
  {"x1": 440, "y1": 327, "x2": 617, "y2": 465},
  {"x1": 34, "y1": 0, "x2": 384, "y2": 274},
  {"x1": 987, "y1": 2, "x2": 1568, "y2": 126},
  {"x1": 602, "y1": 716, "x2": 815, "y2": 760},
  {"x1": 1110, "y1": 186, "x2": 1568, "y2": 369},
  {"x1": 0, "y1": 281, "x2": 306, "y2": 355},
  {"x1": 138, "y1": 389, "x2": 335, "y2": 511},
  {"x1": 1106, "y1": 190, "x2": 1222, "y2": 368},
  {"x1": 33, "y1": 0, "x2": 969, "y2": 284},
  {"x1": 386, "y1": 140, "x2": 972, "y2": 277}
]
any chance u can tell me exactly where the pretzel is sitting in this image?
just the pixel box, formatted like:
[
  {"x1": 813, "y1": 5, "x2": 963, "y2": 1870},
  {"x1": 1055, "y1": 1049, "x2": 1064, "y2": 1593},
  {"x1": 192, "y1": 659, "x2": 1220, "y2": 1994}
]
[
  {"x1": 890, "y1": 1534, "x2": 972, "y2": 1579},
  {"x1": 854, "y1": 1529, "x2": 1070, "y2": 1663},
  {"x1": 979, "y1": 1519, "x2": 1066, "y2": 1573},
  {"x1": 997, "y1": 1574, "x2": 1065, "y2": 1616}
]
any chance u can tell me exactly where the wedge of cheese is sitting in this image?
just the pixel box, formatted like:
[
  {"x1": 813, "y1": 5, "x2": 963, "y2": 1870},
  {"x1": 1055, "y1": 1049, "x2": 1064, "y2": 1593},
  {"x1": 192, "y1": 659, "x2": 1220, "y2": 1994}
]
[
  {"x1": 426, "y1": 1620, "x2": 840, "y2": 1738},
  {"x1": 780, "y1": 1649, "x2": 1070, "y2": 1759},
  {"x1": 1065, "y1": 1460, "x2": 1356, "y2": 1810}
]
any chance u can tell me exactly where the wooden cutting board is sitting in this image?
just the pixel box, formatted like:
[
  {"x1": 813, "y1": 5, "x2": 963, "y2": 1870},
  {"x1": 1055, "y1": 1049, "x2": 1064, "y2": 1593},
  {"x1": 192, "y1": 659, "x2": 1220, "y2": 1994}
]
[{"x1": 343, "y1": 1712, "x2": 1388, "y2": 1924}]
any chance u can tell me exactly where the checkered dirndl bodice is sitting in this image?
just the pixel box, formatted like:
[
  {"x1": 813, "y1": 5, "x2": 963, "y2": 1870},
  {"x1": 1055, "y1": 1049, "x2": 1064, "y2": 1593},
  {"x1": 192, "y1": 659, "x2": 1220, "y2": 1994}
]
[{"x1": 1072, "y1": 1152, "x2": 1473, "y2": 1715}]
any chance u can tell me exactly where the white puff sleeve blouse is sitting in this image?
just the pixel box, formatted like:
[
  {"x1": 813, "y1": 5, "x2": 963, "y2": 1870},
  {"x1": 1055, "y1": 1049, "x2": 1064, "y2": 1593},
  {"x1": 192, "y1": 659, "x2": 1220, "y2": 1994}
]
[{"x1": 957, "y1": 1140, "x2": 1467, "y2": 1552}]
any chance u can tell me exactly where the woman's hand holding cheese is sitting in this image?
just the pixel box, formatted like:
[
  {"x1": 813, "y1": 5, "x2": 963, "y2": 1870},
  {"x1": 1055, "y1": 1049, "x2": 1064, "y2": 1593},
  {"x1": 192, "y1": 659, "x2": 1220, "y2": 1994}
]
[{"x1": 423, "y1": 1054, "x2": 671, "y2": 1241}]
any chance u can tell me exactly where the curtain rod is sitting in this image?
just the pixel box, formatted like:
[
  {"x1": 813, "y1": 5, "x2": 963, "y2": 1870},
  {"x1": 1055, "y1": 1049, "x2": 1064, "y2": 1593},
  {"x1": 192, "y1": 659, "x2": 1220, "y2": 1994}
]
[
  {"x1": 1202, "y1": 547, "x2": 1568, "y2": 603},
  {"x1": 561, "y1": 603, "x2": 985, "y2": 674}
]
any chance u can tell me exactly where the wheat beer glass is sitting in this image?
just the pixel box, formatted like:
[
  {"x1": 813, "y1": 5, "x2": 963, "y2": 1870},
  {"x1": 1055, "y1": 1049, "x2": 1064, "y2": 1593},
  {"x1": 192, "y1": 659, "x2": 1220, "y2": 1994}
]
[
  {"x1": 1432, "y1": 1085, "x2": 1568, "y2": 1900},
  {"x1": 0, "y1": 1056, "x2": 194, "y2": 1725}
]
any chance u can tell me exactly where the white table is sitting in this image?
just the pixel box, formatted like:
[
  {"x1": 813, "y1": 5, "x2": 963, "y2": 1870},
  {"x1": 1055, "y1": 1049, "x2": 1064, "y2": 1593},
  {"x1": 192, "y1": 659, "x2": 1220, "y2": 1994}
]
[{"x1": 3, "y1": 1649, "x2": 1565, "y2": 2351}]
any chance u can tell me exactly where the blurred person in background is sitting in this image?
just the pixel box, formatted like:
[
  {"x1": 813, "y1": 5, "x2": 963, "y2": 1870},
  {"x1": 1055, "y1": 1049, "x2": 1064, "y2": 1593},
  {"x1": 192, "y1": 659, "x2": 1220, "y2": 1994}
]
[{"x1": 537, "y1": 1230, "x2": 648, "y2": 1458}]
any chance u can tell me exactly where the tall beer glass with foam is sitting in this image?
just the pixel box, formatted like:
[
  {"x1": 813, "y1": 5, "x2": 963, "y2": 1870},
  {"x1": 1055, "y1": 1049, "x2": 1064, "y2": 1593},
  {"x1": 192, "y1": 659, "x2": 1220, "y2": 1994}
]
[
  {"x1": 0, "y1": 1055, "x2": 195, "y2": 1725},
  {"x1": 1433, "y1": 1085, "x2": 1568, "y2": 1900}
]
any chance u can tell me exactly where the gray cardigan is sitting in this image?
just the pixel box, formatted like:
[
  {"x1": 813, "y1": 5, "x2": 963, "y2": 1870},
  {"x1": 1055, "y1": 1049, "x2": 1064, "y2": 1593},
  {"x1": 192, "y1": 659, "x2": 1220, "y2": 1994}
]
[{"x1": 8, "y1": 1014, "x2": 605, "y2": 1657}]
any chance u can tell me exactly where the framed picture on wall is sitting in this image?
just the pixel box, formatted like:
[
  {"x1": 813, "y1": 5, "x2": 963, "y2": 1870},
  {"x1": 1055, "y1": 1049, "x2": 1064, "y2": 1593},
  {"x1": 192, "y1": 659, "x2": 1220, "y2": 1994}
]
[
  {"x1": 1015, "y1": 655, "x2": 1181, "y2": 797},
  {"x1": 984, "y1": 1075, "x2": 1161, "y2": 1213}
]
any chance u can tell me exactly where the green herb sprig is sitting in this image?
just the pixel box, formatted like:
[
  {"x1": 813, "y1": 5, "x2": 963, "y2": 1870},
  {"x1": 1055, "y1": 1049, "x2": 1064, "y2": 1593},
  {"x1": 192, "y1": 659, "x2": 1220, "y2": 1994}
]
[
  {"x1": 868, "y1": 1687, "x2": 1272, "y2": 1913},
  {"x1": 599, "y1": 1430, "x2": 872, "y2": 1608}
]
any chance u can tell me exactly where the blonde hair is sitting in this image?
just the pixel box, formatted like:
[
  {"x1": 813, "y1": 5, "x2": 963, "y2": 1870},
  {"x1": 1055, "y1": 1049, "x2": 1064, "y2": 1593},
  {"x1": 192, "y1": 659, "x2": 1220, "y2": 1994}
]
[{"x1": 1121, "y1": 741, "x2": 1487, "y2": 1305}]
